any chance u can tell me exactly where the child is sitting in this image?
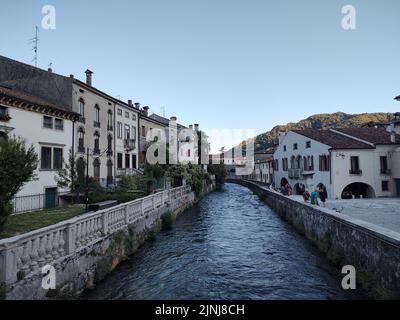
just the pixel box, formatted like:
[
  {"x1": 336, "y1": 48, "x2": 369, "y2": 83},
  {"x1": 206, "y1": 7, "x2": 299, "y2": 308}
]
[{"x1": 310, "y1": 189, "x2": 319, "y2": 206}]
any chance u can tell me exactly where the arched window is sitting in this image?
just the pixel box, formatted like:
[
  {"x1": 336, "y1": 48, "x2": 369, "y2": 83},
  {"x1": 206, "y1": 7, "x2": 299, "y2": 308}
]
[
  {"x1": 79, "y1": 99, "x2": 85, "y2": 116},
  {"x1": 107, "y1": 110, "x2": 113, "y2": 130},
  {"x1": 93, "y1": 158, "x2": 100, "y2": 179},
  {"x1": 94, "y1": 104, "x2": 100, "y2": 127},
  {"x1": 78, "y1": 127, "x2": 85, "y2": 152},
  {"x1": 94, "y1": 131, "x2": 100, "y2": 154},
  {"x1": 107, "y1": 159, "x2": 113, "y2": 185},
  {"x1": 107, "y1": 134, "x2": 113, "y2": 156}
]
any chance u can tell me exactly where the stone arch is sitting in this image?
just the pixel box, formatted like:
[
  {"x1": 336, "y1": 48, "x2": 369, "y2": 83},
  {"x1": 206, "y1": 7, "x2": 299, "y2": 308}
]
[{"x1": 341, "y1": 182, "x2": 375, "y2": 199}]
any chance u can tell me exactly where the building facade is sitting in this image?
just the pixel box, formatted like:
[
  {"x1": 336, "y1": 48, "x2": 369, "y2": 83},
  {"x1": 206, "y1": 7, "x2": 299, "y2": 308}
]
[
  {"x1": 0, "y1": 86, "x2": 78, "y2": 203},
  {"x1": 273, "y1": 127, "x2": 400, "y2": 199}
]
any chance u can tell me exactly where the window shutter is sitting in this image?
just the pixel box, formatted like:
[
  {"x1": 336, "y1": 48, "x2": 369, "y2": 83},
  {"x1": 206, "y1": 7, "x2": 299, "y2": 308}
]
[
  {"x1": 311, "y1": 156, "x2": 314, "y2": 171},
  {"x1": 304, "y1": 157, "x2": 307, "y2": 171}
]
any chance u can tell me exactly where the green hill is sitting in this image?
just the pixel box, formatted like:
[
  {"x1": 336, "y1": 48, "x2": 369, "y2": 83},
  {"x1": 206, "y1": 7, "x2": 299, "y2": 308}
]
[{"x1": 240, "y1": 112, "x2": 393, "y2": 153}]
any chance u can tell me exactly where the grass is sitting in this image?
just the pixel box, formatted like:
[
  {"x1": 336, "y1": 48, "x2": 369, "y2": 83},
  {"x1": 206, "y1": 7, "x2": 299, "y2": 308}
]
[{"x1": 0, "y1": 205, "x2": 85, "y2": 239}]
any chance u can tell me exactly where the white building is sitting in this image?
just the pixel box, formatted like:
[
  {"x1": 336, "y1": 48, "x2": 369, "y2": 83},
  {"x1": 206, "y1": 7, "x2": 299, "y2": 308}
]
[
  {"x1": 0, "y1": 85, "x2": 78, "y2": 207},
  {"x1": 273, "y1": 127, "x2": 400, "y2": 199}
]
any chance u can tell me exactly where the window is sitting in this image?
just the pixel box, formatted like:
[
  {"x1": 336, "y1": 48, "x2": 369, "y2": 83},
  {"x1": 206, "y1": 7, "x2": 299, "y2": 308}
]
[
  {"x1": 132, "y1": 113, "x2": 136, "y2": 121},
  {"x1": 107, "y1": 160, "x2": 113, "y2": 185},
  {"x1": 131, "y1": 126, "x2": 136, "y2": 140},
  {"x1": 94, "y1": 131, "x2": 100, "y2": 154},
  {"x1": 124, "y1": 124, "x2": 130, "y2": 140},
  {"x1": 306, "y1": 141, "x2": 311, "y2": 148},
  {"x1": 125, "y1": 153, "x2": 130, "y2": 168},
  {"x1": 141, "y1": 125, "x2": 146, "y2": 137},
  {"x1": 93, "y1": 158, "x2": 100, "y2": 178},
  {"x1": 283, "y1": 145, "x2": 286, "y2": 152},
  {"x1": 107, "y1": 110, "x2": 113, "y2": 130},
  {"x1": 117, "y1": 153, "x2": 123, "y2": 169},
  {"x1": 94, "y1": 105, "x2": 100, "y2": 127},
  {"x1": 55, "y1": 118, "x2": 64, "y2": 130},
  {"x1": 117, "y1": 122, "x2": 122, "y2": 139},
  {"x1": 282, "y1": 158, "x2": 288, "y2": 171},
  {"x1": 350, "y1": 156, "x2": 361, "y2": 174},
  {"x1": 41, "y1": 147, "x2": 52, "y2": 169},
  {"x1": 0, "y1": 106, "x2": 10, "y2": 121},
  {"x1": 382, "y1": 181, "x2": 389, "y2": 192},
  {"x1": 293, "y1": 143, "x2": 298, "y2": 150},
  {"x1": 43, "y1": 116, "x2": 53, "y2": 129},
  {"x1": 117, "y1": 109, "x2": 122, "y2": 116},
  {"x1": 79, "y1": 99, "x2": 85, "y2": 116},
  {"x1": 319, "y1": 155, "x2": 330, "y2": 171},
  {"x1": 125, "y1": 111, "x2": 129, "y2": 118},
  {"x1": 53, "y1": 148, "x2": 63, "y2": 169},
  {"x1": 78, "y1": 128, "x2": 85, "y2": 152},
  {"x1": 107, "y1": 135, "x2": 113, "y2": 155},
  {"x1": 380, "y1": 156, "x2": 388, "y2": 174}
]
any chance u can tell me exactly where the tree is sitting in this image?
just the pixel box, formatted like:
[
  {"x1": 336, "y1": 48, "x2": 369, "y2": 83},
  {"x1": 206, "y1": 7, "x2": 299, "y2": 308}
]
[
  {"x1": 0, "y1": 136, "x2": 38, "y2": 230},
  {"x1": 208, "y1": 163, "x2": 227, "y2": 189},
  {"x1": 55, "y1": 148, "x2": 85, "y2": 194}
]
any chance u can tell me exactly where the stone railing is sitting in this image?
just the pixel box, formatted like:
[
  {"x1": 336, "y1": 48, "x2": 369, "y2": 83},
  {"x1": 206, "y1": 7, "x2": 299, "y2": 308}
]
[{"x1": 0, "y1": 185, "x2": 191, "y2": 286}]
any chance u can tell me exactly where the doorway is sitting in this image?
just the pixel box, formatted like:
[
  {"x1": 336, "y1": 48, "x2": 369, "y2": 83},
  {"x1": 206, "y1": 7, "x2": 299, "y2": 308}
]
[{"x1": 45, "y1": 187, "x2": 57, "y2": 209}]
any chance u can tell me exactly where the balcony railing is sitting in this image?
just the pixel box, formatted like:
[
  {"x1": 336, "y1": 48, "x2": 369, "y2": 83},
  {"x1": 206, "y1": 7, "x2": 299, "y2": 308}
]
[
  {"x1": 78, "y1": 116, "x2": 86, "y2": 124},
  {"x1": 380, "y1": 169, "x2": 391, "y2": 175},
  {"x1": 107, "y1": 150, "x2": 113, "y2": 157},
  {"x1": 349, "y1": 169, "x2": 362, "y2": 175},
  {"x1": 288, "y1": 168, "x2": 303, "y2": 179},
  {"x1": 117, "y1": 168, "x2": 141, "y2": 177},
  {"x1": 78, "y1": 146, "x2": 85, "y2": 153},
  {"x1": 93, "y1": 121, "x2": 101, "y2": 128},
  {"x1": 107, "y1": 125, "x2": 113, "y2": 131},
  {"x1": 93, "y1": 148, "x2": 101, "y2": 155},
  {"x1": 124, "y1": 139, "x2": 136, "y2": 151}
]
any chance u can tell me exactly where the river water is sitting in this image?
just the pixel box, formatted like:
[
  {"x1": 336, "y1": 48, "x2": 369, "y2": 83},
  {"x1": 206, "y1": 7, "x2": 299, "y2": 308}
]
[{"x1": 85, "y1": 183, "x2": 363, "y2": 300}]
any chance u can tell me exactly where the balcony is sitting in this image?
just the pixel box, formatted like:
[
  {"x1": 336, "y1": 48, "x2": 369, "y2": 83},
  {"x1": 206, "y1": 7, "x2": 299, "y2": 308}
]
[
  {"x1": 107, "y1": 150, "x2": 113, "y2": 157},
  {"x1": 77, "y1": 116, "x2": 86, "y2": 124},
  {"x1": 140, "y1": 136, "x2": 151, "y2": 152},
  {"x1": 107, "y1": 125, "x2": 113, "y2": 131},
  {"x1": 93, "y1": 148, "x2": 101, "y2": 155},
  {"x1": 124, "y1": 139, "x2": 136, "y2": 151},
  {"x1": 380, "y1": 169, "x2": 391, "y2": 176},
  {"x1": 349, "y1": 169, "x2": 362, "y2": 175},
  {"x1": 78, "y1": 146, "x2": 85, "y2": 153},
  {"x1": 288, "y1": 168, "x2": 303, "y2": 179},
  {"x1": 116, "y1": 168, "x2": 141, "y2": 177},
  {"x1": 93, "y1": 121, "x2": 101, "y2": 128}
]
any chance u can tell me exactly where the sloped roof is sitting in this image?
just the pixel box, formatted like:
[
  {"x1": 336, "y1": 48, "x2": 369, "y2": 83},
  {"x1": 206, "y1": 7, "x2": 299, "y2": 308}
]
[
  {"x1": 0, "y1": 85, "x2": 78, "y2": 116},
  {"x1": 148, "y1": 113, "x2": 186, "y2": 129},
  {"x1": 292, "y1": 129, "x2": 374, "y2": 149},
  {"x1": 334, "y1": 127, "x2": 399, "y2": 145}
]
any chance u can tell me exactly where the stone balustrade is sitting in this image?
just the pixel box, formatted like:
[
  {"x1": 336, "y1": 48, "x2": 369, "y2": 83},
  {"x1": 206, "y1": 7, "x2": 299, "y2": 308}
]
[{"x1": 0, "y1": 185, "x2": 191, "y2": 286}]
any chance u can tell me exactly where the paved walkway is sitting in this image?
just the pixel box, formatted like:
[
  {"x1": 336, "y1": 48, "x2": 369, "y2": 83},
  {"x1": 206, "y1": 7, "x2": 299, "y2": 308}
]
[{"x1": 289, "y1": 194, "x2": 400, "y2": 234}]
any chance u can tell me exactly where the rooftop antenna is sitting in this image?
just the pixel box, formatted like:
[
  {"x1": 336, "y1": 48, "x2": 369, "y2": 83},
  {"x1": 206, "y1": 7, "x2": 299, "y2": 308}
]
[
  {"x1": 29, "y1": 26, "x2": 39, "y2": 67},
  {"x1": 161, "y1": 106, "x2": 166, "y2": 117}
]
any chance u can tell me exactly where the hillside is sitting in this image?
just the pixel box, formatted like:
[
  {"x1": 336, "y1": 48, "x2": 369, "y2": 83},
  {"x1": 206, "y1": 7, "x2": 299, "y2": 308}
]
[{"x1": 242, "y1": 112, "x2": 393, "y2": 153}]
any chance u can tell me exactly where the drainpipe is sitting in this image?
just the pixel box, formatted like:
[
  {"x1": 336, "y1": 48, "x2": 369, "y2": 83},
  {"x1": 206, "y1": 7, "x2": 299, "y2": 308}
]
[
  {"x1": 71, "y1": 119, "x2": 75, "y2": 200},
  {"x1": 113, "y1": 102, "x2": 117, "y2": 183}
]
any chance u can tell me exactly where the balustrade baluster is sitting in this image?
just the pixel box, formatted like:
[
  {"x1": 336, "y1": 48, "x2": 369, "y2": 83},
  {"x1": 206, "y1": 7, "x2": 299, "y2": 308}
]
[
  {"x1": 29, "y1": 238, "x2": 39, "y2": 272},
  {"x1": 58, "y1": 230, "x2": 66, "y2": 257},
  {"x1": 37, "y1": 235, "x2": 47, "y2": 267}
]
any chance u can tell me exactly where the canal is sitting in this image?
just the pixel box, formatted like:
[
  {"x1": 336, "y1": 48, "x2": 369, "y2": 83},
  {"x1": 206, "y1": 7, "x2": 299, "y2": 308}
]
[{"x1": 85, "y1": 183, "x2": 363, "y2": 300}]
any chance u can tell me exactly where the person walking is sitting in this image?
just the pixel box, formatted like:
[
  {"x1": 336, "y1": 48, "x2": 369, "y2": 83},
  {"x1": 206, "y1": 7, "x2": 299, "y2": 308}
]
[{"x1": 319, "y1": 184, "x2": 328, "y2": 208}]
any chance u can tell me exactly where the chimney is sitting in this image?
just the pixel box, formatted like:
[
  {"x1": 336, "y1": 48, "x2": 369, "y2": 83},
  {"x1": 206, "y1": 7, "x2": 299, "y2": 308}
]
[
  {"x1": 69, "y1": 74, "x2": 74, "y2": 79},
  {"x1": 278, "y1": 131, "x2": 286, "y2": 145},
  {"x1": 48, "y1": 68, "x2": 52, "y2": 73},
  {"x1": 189, "y1": 125, "x2": 193, "y2": 130},
  {"x1": 85, "y1": 69, "x2": 93, "y2": 86},
  {"x1": 194, "y1": 123, "x2": 199, "y2": 132},
  {"x1": 143, "y1": 106, "x2": 149, "y2": 116},
  {"x1": 128, "y1": 100, "x2": 133, "y2": 107},
  {"x1": 170, "y1": 116, "x2": 177, "y2": 122},
  {"x1": 134, "y1": 102, "x2": 140, "y2": 109}
]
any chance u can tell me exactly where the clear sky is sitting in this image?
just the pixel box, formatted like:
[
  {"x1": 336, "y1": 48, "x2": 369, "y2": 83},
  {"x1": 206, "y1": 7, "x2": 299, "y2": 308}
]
[{"x1": 1, "y1": 0, "x2": 400, "y2": 152}]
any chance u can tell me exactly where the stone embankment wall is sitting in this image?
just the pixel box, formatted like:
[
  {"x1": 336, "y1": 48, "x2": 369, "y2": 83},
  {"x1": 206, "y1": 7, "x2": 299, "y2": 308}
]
[
  {"x1": 228, "y1": 179, "x2": 400, "y2": 299},
  {"x1": 0, "y1": 183, "x2": 214, "y2": 300}
]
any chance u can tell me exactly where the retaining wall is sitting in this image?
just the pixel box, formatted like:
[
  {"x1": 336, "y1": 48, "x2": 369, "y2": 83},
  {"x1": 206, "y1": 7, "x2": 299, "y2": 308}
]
[{"x1": 0, "y1": 184, "x2": 211, "y2": 300}]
